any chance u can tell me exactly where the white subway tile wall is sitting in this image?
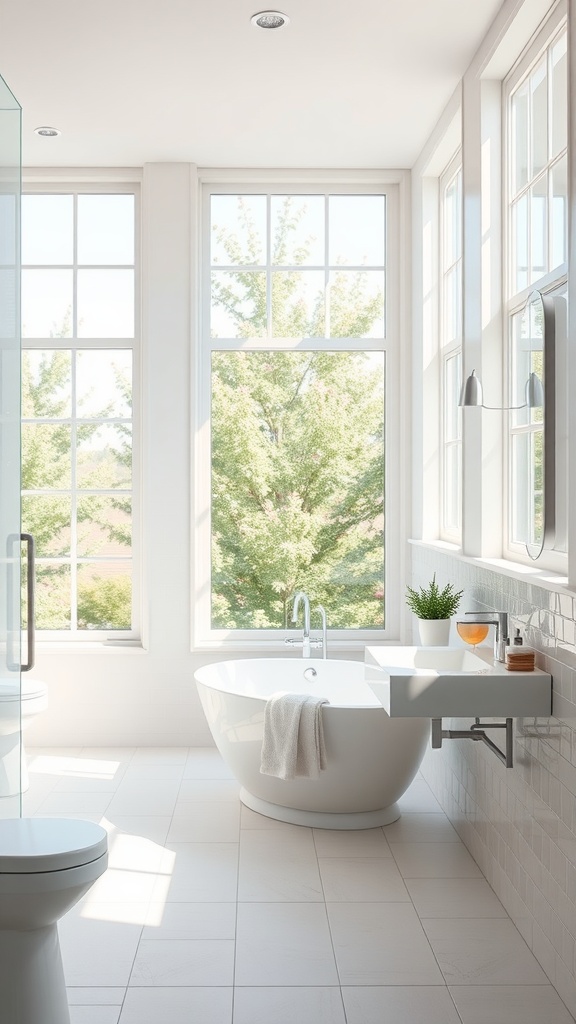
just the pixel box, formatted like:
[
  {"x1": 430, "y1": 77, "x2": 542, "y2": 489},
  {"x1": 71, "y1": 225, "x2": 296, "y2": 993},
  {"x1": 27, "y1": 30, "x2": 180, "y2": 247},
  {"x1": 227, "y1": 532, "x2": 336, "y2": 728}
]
[{"x1": 411, "y1": 546, "x2": 576, "y2": 1018}]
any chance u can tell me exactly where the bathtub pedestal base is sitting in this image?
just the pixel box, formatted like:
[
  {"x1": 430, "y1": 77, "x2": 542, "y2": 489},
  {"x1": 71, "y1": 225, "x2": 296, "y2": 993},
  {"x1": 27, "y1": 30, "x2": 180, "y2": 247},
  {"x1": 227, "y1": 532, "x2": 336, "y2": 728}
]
[{"x1": 240, "y1": 788, "x2": 401, "y2": 829}]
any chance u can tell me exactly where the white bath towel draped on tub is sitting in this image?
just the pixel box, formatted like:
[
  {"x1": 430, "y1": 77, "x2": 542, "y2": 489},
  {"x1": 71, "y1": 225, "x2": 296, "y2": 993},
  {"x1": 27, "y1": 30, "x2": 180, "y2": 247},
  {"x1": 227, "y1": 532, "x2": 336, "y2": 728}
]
[{"x1": 260, "y1": 692, "x2": 330, "y2": 780}]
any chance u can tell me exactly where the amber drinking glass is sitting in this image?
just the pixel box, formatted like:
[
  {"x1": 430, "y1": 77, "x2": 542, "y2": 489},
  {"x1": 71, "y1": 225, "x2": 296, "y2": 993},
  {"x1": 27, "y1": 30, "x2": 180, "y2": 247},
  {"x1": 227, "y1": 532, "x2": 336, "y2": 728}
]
[{"x1": 456, "y1": 622, "x2": 490, "y2": 649}]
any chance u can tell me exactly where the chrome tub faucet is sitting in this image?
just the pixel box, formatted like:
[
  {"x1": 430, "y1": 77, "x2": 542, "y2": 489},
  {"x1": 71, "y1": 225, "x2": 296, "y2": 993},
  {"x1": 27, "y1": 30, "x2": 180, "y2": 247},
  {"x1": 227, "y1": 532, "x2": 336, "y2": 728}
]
[{"x1": 285, "y1": 591, "x2": 324, "y2": 657}]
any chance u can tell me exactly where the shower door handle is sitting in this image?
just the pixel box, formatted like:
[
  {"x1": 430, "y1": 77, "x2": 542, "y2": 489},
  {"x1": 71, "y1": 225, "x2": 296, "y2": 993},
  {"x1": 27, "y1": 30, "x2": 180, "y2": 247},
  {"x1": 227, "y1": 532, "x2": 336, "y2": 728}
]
[
  {"x1": 6, "y1": 532, "x2": 35, "y2": 673},
  {"x1": 21, "y1": 533, "x2": 35, "y2": 672}
]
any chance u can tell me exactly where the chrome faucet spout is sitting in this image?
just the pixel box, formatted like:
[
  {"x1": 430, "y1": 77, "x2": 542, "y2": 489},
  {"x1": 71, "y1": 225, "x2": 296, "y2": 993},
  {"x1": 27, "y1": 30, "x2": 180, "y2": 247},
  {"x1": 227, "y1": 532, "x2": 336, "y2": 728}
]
[
  {"x1": 292, "y1": 591, "x2": 311, "y2": 657},
  {"x1": 315, "y1": 605, "x2": 327, "y2": 660},
  {"x1": 463, "y1": 610, "x2": 509, "y2": 662}
]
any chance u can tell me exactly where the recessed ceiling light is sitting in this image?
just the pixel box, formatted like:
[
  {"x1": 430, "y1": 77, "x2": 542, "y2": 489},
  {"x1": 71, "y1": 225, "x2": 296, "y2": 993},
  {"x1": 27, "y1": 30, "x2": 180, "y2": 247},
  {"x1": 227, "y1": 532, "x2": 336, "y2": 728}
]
[
  {"x1": 251, "y1": 11, "x2": 289, "y2": 29},
  {"x1": 34, "y1": 126, "x2": 61, "y2": 137}
]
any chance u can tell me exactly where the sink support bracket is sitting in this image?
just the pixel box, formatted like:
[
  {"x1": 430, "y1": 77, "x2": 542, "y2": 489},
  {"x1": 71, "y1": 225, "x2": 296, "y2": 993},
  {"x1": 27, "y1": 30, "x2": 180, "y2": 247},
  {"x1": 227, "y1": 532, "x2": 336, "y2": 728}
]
[{"x1": 431, "y1": 717, "x2": 513, "y2": 768}]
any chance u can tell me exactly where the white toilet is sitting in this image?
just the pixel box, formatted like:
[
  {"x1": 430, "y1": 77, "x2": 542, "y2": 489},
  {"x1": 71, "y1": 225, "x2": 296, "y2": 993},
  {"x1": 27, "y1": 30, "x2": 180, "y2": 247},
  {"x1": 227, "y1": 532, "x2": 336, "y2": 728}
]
[
  {"x1": 0, "y1": 678, "x2": 48, "y2": 796},
  {"x1": 0, "y1": 817, "x2": 108, "y2": 1024}
]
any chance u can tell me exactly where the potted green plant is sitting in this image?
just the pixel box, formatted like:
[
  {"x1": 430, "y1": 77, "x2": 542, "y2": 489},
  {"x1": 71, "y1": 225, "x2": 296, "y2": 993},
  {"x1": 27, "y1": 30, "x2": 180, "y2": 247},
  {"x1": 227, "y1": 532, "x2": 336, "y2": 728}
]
[{"x1": 405, "y1": 574, "x2": 463, "y2": 646}]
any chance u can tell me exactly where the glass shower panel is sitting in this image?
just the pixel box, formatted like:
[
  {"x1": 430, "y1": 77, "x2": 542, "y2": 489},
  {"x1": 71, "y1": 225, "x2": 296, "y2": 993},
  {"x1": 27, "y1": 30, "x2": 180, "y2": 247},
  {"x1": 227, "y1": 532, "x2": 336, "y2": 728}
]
[{"x1": 0, "y1": 74, "x2": 22, "y2": 817}]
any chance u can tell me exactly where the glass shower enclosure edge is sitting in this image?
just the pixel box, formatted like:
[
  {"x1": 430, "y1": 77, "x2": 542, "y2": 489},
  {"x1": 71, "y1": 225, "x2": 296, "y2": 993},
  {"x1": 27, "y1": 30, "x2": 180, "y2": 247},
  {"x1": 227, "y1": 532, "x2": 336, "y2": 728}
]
[{"x1": 0, "y1": 72, "x2": 22, "y2": 817}]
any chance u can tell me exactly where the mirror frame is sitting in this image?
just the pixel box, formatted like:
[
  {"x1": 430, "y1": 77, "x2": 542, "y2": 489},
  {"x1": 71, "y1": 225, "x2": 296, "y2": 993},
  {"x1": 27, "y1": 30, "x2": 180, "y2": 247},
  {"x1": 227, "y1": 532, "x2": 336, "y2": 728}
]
[{"x1": 524, "y1": 289, "x2": 555, "y2": 560}]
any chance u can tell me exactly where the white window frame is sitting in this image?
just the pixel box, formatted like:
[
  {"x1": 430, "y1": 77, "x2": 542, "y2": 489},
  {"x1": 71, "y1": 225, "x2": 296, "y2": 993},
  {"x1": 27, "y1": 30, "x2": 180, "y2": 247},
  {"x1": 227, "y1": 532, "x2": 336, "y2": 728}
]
[
  {"x1": 21, "y1": 180, "x2": 141, "y2": 641},
  {"x1": 193, "y1": 174, "x2": 403, "y2": 649},
  {"x1": 502, "y1": 4, "x2": 568, "y2": 571},
  {"x1": 439, "y1": 153, "x2": 463, "y2": 543}
]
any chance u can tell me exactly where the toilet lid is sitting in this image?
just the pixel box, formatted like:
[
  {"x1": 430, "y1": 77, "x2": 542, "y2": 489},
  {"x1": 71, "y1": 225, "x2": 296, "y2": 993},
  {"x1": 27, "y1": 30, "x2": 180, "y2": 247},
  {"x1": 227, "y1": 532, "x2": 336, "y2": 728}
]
[
  {"x1": 0, "y1": 818, "x2": 107, "y2": 872},
  {"x1": 0, "y1": 678, "x2": 47, "y2": 702}
]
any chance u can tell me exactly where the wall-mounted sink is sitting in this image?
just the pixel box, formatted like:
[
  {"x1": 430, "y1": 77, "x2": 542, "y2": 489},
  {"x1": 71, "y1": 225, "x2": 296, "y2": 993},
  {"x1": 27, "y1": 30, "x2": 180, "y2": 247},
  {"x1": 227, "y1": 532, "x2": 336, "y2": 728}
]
[{"x1": 365, "y1": 645, "x2": 552, "y2": 719}]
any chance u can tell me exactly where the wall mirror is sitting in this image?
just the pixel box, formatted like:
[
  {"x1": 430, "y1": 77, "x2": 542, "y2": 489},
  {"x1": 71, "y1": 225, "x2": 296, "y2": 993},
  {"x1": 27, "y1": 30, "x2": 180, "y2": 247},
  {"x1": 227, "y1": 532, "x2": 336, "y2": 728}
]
[{"x1": 510, "y1": 289, "x2": 555, "y2": 560}]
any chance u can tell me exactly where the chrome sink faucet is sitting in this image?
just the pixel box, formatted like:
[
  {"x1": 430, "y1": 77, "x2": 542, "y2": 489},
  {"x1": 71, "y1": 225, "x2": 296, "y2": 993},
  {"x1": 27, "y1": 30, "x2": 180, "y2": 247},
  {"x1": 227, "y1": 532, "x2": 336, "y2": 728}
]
[
  {"x1": 463, "y1": 610, "x2": 510, "y2": 663},
  {"x1": 285, "y1": 591, "x2": 323, "y2": 657}
]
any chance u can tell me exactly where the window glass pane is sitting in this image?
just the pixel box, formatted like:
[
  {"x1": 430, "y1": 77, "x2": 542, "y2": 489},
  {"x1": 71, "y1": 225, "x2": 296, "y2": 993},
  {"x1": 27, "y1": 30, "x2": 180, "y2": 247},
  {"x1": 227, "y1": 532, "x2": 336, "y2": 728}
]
[
  {"x1": 443, "y1": 172, "x2": 461, "y2": 268},
  {"x1": 211, "y1": 194, "x2": 266, "y2": 266},
  {"x1": 531, "y1": 60, "x2": 548, "y2": 178},
  {"x1": 22, "y1": 195, "x2": 73, "y2": 265},
  {"x1": 511, "y1": 431, "x2": 543, "y2": 546},
  {"x1": 22, "y1": 496, "x2": 71, "y2": 556},
  {"x1": 512, "y1": 195, "x2": 528, "y2": 293},
  {"x1": 77, "y1": 270, "x2": 134, "y2": 337},
  {"x1": 77, "y1": 195, "x2": 134, "y2": 265},
  {"x1": 271, "y1": 271, "x2": 325, "y2": 337},
  {"x1": 35, "y1": 564, "x2": 71, "y2": 630},
  {"x1": 329, "y1": 271, "x2": 385, "y2": 338},
  {"x1": 444, "y1": 172, "x2": 461, "y2": 268},
  {"x1": 551, "y1": 156, "x2": 567, "y2": 269},
  {"x1": 77, "y1": 424, "x2": 132, "y2": 489},
  {"x1": 444, "y1": 353, "x2": 462, "y2": 442},
  {"x1": 443, "y1": 444, "x2": 461, "y2": 533},
  {"x1": 210, "y1": 270, "x2": 267, "y2": 338},
  {"x1": 551, "y1": 34, "x2": 567, "y2": 157},
  {"x1": 76, "y1": 350, "x2": 132, "y2": 418},
  {"x1": 511, "y1": 82, "x2": 529, "y2": 194},
  {"x1": 77, "y1": 496, "x2": 131, "y2": 557},
  {"x1": 22, "y1": 424, "x2": 71, "y2": 488},
  {"x1": 22, "y1": 269, "x2": 73, "y2": 337},
  {"x1": 271, "y1": 195, "x2": 324, "y2": 266},
  {"x1": 443, "y1": 267, "x2": 460, "y2": 345},
  {"x1": 22, "y1": 350, "x2": 71, "y2": 417},
  {"x1": 77, "y1": 563, "x2": 132, "y2": 630},
  {"x1": 329, "y1": 196, "x2": 385, "y2": 266},
  {"x1": 530, "y1": 177, "x2": 547, "y2": 282},
  {"x1": 211, "y1": 350, "x2": 385, "y2": 630},
  {"x1": 511, "y1": 432, "x2": 529, "y2": 545}
]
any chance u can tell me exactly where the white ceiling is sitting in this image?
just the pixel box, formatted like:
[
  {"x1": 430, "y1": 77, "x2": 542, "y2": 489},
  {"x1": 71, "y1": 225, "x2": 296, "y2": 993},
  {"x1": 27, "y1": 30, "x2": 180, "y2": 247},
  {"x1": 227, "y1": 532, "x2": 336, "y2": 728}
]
[{"x1": 0, "y1": 0, "x2": 504, "y2": 169}]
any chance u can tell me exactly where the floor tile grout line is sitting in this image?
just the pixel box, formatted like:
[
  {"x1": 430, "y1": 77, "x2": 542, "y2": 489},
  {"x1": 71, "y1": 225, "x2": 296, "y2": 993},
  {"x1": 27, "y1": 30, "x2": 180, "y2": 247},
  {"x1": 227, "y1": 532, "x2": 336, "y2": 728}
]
[
  {"x1": 311, "y1": 825, "x2": 350, "y2": 1023},
  {"x1": 230, "y1": 793, "x2": 243, "y2": 1023},
  {"x1": 379, "y1": 820, "x2": 470, "y2": 1001}
]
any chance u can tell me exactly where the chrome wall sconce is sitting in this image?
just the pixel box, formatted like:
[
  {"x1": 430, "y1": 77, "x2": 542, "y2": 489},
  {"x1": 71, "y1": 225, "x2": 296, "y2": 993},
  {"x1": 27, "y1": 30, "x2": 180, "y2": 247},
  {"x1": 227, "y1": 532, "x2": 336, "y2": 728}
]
[{"x1": 458, "y1": 369, "x2": 543, "y2": 410}]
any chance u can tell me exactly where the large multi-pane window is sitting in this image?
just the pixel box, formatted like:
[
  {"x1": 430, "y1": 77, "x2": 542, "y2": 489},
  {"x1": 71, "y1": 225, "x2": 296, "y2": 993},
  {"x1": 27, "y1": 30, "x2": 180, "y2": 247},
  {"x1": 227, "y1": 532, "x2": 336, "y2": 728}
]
[
  {"x1": 21, "y1": 189, "x2": 138, "y2": 637},
  {"x1": 439, "y1": 157, "x2": 462, "y2": 541},
  {"x1": 505, "y1": 13, "x2": 567, "y2": 562},
  {"x1": 197, "y1": 185, "x2": 397, "y2": 643}
]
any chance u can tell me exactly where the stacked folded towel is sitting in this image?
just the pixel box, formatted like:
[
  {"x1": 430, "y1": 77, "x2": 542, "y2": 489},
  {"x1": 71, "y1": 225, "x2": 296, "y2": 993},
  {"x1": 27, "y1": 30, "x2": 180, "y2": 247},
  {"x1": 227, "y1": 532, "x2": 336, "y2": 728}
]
[{"x1": 260, "y1": 692, "x2": 329, "y2": 780}]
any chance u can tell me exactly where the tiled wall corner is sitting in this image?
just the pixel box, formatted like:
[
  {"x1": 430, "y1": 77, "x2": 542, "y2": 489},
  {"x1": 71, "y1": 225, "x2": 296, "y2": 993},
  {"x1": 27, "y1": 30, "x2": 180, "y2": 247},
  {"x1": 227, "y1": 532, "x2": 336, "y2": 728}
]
[{"x1": 410, "y1": 546, "x2": 576, "y2": 1018}]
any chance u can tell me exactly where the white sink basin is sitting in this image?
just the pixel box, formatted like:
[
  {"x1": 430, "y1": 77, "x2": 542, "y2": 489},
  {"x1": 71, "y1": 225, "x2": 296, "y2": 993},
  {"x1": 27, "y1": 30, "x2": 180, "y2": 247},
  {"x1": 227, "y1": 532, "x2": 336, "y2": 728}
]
[
  {"x1": 365, "y1": 645, "x2": 552, "y2": 718},
  {"x1": 380, "y1": 647, "x2": 488, "y2": 673}
]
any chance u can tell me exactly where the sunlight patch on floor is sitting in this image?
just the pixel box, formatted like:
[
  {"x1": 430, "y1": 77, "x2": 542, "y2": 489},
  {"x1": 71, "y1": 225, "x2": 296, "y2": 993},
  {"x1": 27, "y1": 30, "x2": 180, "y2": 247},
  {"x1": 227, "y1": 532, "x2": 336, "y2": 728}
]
[
  {"x1": 29, "y1": 755, "x2": 122, "y2": 780},
  {"x1": 80, "y1": 819, "x2": 176, "y2": 925}
]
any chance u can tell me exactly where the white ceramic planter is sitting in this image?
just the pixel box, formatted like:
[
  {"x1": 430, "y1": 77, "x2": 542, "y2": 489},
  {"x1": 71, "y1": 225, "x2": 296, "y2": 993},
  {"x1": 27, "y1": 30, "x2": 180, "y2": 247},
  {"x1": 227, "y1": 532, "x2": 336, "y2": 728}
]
[{"x1": 417, "y1": 618, "x2": 451, "y2": 646}]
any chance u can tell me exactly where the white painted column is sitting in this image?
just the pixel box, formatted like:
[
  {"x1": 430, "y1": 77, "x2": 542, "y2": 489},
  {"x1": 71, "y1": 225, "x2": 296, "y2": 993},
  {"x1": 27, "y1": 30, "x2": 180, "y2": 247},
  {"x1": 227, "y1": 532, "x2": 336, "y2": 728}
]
[{"x1": 141, "y1": 163, "x2": 194, "y2": 651}]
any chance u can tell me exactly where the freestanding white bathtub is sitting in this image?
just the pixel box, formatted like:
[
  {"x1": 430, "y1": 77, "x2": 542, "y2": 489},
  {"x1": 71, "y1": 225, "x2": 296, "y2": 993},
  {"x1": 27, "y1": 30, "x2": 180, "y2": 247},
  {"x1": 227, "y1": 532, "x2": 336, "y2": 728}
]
[{"x1": 194, "y1": 658, "x2": 430, "y2": 829}]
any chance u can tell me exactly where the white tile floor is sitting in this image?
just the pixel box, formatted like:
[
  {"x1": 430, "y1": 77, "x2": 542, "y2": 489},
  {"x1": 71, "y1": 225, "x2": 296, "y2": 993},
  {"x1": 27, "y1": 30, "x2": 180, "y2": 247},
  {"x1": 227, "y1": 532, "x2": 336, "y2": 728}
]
[{"x1": 19, "y1": 746, "x2": 576, "y2": 1024}]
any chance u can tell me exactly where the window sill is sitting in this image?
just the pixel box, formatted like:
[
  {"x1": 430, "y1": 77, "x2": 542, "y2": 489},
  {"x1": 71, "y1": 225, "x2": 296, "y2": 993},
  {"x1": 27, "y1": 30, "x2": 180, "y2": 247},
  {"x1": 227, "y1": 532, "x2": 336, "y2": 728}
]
[
  {"x1": 191, "y1": 639, "x2": 385, "y2": 654},
  {"x1": 409, "y1": 539, "x2": 573, "y2": 596},
  {"x1": 34, "y1": 641, "x2": 146, "y2": 654}
]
